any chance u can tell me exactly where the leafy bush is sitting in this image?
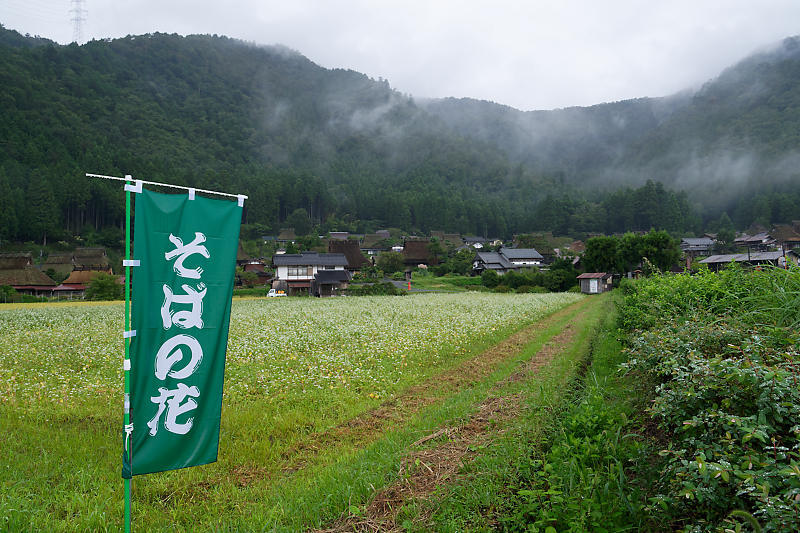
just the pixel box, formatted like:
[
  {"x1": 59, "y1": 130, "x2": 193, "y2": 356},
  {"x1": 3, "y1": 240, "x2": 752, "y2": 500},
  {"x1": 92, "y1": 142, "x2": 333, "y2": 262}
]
[
  {"x1": 620, "y1": 266, "x2": 800, "y2": 531},
  {"x1": 85, "y1": 272, "x2": 124, "y2": 301},
  {"x1": 346, "y1": 282, "x2": 405, "y2": 296},
  {"x1": 0, "y1": 285, "x2": 20, "y2": 303},
  {"x1": 481, "y1": 269, "x2": 500, "y2": 288},
  {"x1": 352, "y1": 265, "x2": 383, "y2": 282}
]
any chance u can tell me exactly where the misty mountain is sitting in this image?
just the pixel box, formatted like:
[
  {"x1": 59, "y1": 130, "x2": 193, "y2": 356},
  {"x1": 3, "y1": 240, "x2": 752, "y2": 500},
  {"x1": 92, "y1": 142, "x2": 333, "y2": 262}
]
[
  {"x1": 1, "y1": 25, "x2": 554, "y2": 239},
  {"x1": 1, "y1": 24, "x2": 799, "y2": 245},
  {"x1": 610, "y1": 37, "x2": 800, "y2": 212},
  {"x1": 419, "y1": 93, "x2": 691, "y2": 178},
  {"x1": 423, "y1": 36, "x2": 800, "y2": 223}
]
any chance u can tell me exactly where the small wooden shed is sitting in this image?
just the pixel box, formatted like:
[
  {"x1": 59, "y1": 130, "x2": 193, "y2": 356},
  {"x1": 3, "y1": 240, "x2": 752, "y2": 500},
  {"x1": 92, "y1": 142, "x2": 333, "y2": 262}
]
[{"x1": 577, "y1": 272, "x2": 612, "y2": 294}]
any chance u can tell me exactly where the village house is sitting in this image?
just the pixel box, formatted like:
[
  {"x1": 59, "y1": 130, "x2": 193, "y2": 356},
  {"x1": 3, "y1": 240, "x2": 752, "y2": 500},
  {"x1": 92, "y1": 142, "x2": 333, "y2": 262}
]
[
  {"x1": 472, "y1": 247, "x2": 544, "y2": 275},
  {"x1": 472, "y1": 251, "x2": 514, "y2": 275},
  {"x1": 360, "y1": 233, "x2": 392, "y2": 256},
  {"x1": 734, "y1": 232, "x2": 774, "y2": 252},
  {"x1": 73, "y1": 247, "x2": 112, "y2": 272},
  {"x1": 42, "y1": 252, "x2": 75, "y2": 277},
  {"x1": 0, "y1": 252, "x2": 57, "y2": 297},
  {"x1": 680, "y1": 237, "x2": 716, "y2": 257},
  {"x1": 53, "y1": 270, "x2": 102, "y2": 299},
  {"x1": 770, "y1": 223, "x2": 800, "y2": 253},
  {"x1": 48, "y1": 247, "x2": 115, "y2": 299},
  {"x1": 463, "y1": 236, "x2": 487, "y2": 249},
  {"x1": 430, "y1": 231, "x2": 463, "y2": 249},
  {"x1": 498, "y1": 247, "x2": 544, "y2": 267},
  {"x1": 328, "y1": 239, "x2": 368, "y2": 272},
  {"x1": 277, "y1": 228, "x2": 297, "y2": 243},
  {"x1": 272, "y1": 251, "x2": 350, "y2": 296},
  {"x1": 402, "y1": 239, "x2": 436, "y2": 268},
  {"x1": 698, "y1": 251, "x2": 797, "y2": 272},
  {"x1": 577, "y1": 272, "x2": 613, "y2": 294}
]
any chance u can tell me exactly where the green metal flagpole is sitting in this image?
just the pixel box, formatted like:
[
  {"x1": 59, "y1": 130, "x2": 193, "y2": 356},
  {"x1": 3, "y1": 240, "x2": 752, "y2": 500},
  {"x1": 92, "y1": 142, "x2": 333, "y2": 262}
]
[{"x1": 123, "y1": 176, "x2": 132, "y2": 533}]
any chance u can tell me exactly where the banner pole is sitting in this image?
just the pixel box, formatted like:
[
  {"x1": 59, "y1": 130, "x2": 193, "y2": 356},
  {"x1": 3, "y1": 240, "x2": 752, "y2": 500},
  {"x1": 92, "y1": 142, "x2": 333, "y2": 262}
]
[{"x1": 123, "y1": 178, "x2": 132, "y2": 533}]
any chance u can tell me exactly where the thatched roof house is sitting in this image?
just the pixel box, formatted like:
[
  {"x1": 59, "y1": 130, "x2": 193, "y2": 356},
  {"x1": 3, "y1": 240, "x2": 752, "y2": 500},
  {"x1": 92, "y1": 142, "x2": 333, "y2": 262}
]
[
  {"x1": 328, "y1": 240, "x2": 368, "y2": 271},
  {"x1": 0, "y1": 252, "x2": 56, "y2": 295},
  {"x1": 73, "y1": 247, "x2": 111, "y2": 272},
  {"x1": 402, "y1": 239, "x2": 436, "y2": 267},
  {"x1": 43, "y1": 252, "x2": 75, "y2": 275}
]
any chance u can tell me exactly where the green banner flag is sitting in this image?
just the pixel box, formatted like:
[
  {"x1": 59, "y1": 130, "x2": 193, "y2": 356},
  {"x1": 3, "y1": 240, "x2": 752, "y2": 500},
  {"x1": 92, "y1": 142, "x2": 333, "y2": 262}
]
[{"x1": 125, "y1": 188, "x2": 241, "y2": 476}]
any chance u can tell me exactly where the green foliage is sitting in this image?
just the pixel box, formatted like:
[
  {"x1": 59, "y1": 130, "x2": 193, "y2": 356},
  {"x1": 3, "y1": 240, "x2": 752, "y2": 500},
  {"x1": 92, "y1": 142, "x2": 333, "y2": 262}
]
[
  {"x1": 44, "y1": 268, "x2": 68, "y2": 284},
  {"x1": 286, "y1": 208, "x2": 312, "y2": 237},
  {"x1": 619, "y1": 266, "x2": 800, "y2": 530},
  {"x1": 346, "y1": 281, "x2": 405, "y2": 296},
  {"x1": 583, "y1": 236, "x2": 621, "y2": 273},
  {"x1": 0, "y1": 285, "x2": 20, "y2": 303},
  {"x1": 84, "y1": 272, "x2": 123, "y2": 301},
  {"x1": 507, "y1": 399, "x2": 645, "y2": 531},
  {"x1": 376, "y1": 251, "x2": 404, "y2": 274},
  {"x1": 432, "y1": 248, "x2": 475, "y2": 276},
  {"x1": 585, "y1": 230, "x2": 680, "y2": 275},
  {"x1": 481, "y1": 269, "x2": 500, "y2": 288},
  {"x1": 351, "y1": 265, "x2": 383, "y2": 282},
  {"x1": 481, "y1": 263, "x2": 578, "y2": 293}
]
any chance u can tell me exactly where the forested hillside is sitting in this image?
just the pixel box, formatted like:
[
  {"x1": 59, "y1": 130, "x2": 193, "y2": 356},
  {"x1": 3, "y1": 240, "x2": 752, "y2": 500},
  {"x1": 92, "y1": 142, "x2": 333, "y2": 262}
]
[
  {"x1": 1, "y1": 25, "x2": 799, "y2": 246},
  {"x1": 424, "y1": 37, "x2": 800, "y2": 230},
  {"x1": 0, "y1": 27, "x2": 568, "y2": 242},
  {"x1": 612, "y1": 36, "x2": 800, "y2": 227}
]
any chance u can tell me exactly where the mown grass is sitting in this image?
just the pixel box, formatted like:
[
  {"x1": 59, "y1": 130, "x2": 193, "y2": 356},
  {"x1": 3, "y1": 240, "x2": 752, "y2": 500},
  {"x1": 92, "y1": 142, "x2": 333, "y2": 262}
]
[
  {"x1": 410, "y1": 293, "x2": 655, "y2": 532},
  {"x1": 0, "y1": 292, "x2": 584, "y2": 531}
]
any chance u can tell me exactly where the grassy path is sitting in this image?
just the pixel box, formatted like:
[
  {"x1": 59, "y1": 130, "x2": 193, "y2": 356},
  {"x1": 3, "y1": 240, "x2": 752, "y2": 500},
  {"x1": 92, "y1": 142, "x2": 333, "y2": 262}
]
[
  {"x1": 314, "y1": 295, "x2": 606, "y2": 532},
  {"x1": 277, "y1": 295, "x2": 596, "y2": 477}
]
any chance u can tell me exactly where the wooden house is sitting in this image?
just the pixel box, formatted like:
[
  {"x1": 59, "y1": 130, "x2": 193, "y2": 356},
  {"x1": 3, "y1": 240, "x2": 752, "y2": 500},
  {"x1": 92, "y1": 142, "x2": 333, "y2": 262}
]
[
  {"x1": 680, "y1": 237, "x2": 715, "y2": 256},
  {"x1": 73, "y1": 247, "x2": 111, "y2": 272},
  {"x1": 463, "y1": 236, "x2": 487, "y2": 249},
  {"x1": 698, "y1": 251, "x2": 797, "y2": 272},
  {"x1": 43, "y1": 252, "x2": 75, "y2": 276},
  {"x1": 577, "y1": 273, "x2": 612, "y2": 294},
  {"x1": 277, "y1": 228, "x2": 297, "y2": 243},
  {"x1": 360, "y1": 233, "x2": 392, "y2": 256},
  {"x1": 472, "y1": 251, "x2": 514, "y2": 275},
  {"x1": 0, "y1": 252, "x2": 57, "y2": 296},
  {"x1": 472, "y1": 248, "x2": 544, "y2": 275},
  {"x1": 770, "y1": 224, "x2": 800, "y2": 253},
  {"x1": 402, "y1": 239, "x2": 436, "y2": 268},
  {"x1": 272, "y1": 252, "x2": 349, "y2": 295},
  {"x1": 328, "y1": 239, "x2": 368, "y2": 272},
  {"x1": 498, "y1": 247, "x2": 544, "y2": 268}
]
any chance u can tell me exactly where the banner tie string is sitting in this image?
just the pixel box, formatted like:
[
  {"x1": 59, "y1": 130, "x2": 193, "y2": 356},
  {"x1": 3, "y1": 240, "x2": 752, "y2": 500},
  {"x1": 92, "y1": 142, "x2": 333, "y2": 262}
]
[{"x1": 124, "y1": 424, "x2": 134, "y2": 452}]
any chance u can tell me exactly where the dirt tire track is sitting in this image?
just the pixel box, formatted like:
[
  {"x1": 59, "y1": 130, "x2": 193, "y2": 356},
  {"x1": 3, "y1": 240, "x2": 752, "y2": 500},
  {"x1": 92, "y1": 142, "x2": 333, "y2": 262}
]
[
  {"x1": 247, "y1": 298, "x2": 594, "y2": 485},
  {"x1": 315, "y1": 303, "x2": 595, "y2": 532}
]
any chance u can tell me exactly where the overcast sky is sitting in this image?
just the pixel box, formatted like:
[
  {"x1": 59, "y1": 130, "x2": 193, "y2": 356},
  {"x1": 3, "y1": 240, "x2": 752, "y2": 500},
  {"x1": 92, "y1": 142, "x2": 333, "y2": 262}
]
[{"x1": 3, "y1": 1, "x2": 800, "y2": 110}]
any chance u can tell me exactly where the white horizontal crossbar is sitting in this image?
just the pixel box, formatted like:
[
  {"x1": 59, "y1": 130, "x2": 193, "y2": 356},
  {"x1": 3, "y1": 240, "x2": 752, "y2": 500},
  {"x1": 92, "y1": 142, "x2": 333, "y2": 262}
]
[{"x1": 86, "y1": 173, "x2": 247, "y2": 201}]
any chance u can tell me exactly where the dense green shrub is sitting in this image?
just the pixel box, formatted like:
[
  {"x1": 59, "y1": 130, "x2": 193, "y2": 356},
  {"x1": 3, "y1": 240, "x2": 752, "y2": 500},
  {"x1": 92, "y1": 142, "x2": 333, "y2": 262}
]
[
  {"x1": 620, "y1": 265, "x2": 800, "y2": 531},
  {"x1": 346, "y1": 282, "x2": 405, "y2": 296},
  {"x1": 85, "y1": 272, "x2": 124, "y2": 301},
  {"x1": 0, "y1": 285, "x2": 20, "y2": 303}
]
